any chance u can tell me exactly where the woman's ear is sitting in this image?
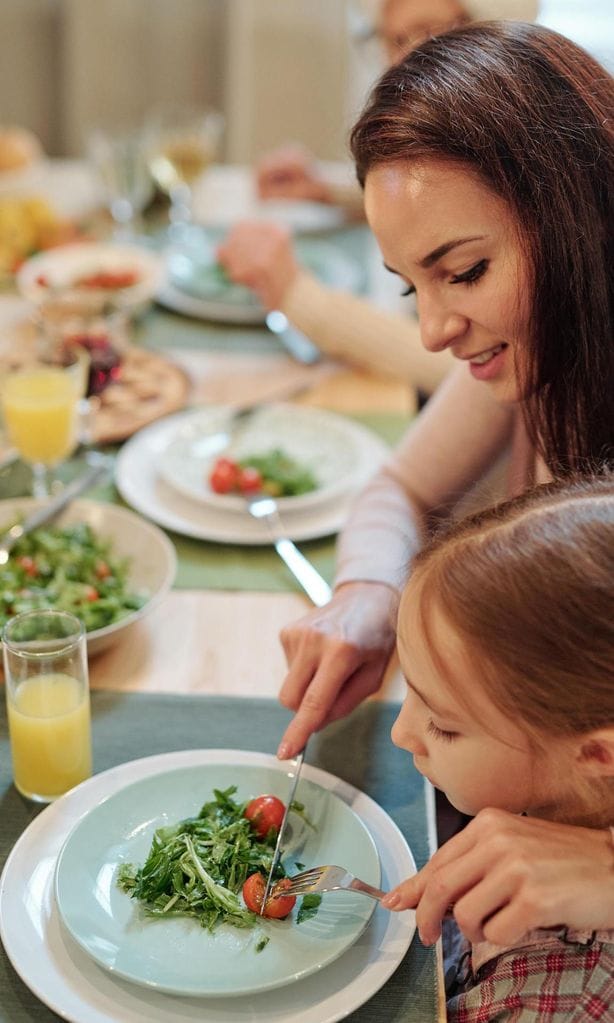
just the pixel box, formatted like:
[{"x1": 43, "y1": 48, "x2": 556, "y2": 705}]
[{"x1": 575, "y1": 730, "x2": 614, "y2": 778}]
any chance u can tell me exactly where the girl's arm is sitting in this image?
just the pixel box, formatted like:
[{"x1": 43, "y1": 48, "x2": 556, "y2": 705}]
[
  {"x1": 276, "y1": 366, "x2": 515, "y2": 758},
  {"x1": 382, "y1": 808, "x2": 614, "y2": 945}
]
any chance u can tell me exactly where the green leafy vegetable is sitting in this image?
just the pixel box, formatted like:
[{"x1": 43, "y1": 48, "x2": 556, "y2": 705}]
[
  {"x1": 117, "y1": 786, "x2": 287, "y2": 933},
  {"x1": 297, "y1": 894, "x2": 322, "y2": 924},
  {"x1": 238, "y1": 448, "x2": 317, "y2": 497},
  {"x1": 0, "y1": 520, "x2": 146, "y2": 631}
]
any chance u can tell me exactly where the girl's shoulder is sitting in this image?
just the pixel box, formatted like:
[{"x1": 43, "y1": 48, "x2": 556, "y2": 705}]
[{"x1": 447, "y1": 929, "x2": 614, "y2": 1022}]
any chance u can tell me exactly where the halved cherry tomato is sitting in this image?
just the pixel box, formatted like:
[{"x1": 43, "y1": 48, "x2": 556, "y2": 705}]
[
  {"x1": 242, "y1": 873, "x2": 296, "y2": 918},
  {"x1": 209, "y1": 457, "x2": 240, "y2": 494},
  {"x1": 244, "y1": 794, "x2": 285, "y2": 838},
  {"x1": 16, "y1": 555, "x2": 37, "y2": 577},
  {"x1": 237, "y1": 465, "x2": 263, "y2": 495},
  {"x1": 84, "y1": 585, "x2": 99, "y2": 602}
]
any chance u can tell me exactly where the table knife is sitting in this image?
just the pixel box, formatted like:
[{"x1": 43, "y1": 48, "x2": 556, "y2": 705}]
[
  {"x1": 246, "y1": 495, "x2": 332, "y2": 607},
  {"x1": 260, "y1": 749, "x2": 305, "y2": 914},
  {"x1": 265, "y1": 310, "x2": 321, "y2": 365},
  {"x1": 0, "y1": 461, "x2": 110, "y2": 566}
]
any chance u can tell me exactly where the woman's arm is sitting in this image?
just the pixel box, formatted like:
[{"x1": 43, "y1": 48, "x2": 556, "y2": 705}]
[
  {"x1": 382, "y1": 808, "x2": 614, "y2": 946},
  {"x1": 277, "y1": 367, "x2": 515, "y2": 757}
]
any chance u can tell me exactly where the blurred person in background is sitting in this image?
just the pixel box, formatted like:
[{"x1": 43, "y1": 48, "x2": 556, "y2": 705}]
[{"x1": 217, "y1": 0, "x2": 537, "y2": 394}]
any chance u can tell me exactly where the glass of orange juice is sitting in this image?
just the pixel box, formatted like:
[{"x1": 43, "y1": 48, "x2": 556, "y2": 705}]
[
  {"x1": 3, "y1": 609, "x2": 92, "y2": 803},
  {"x1": 0, "y1": 349, "x2": 87, "y2": 497}
]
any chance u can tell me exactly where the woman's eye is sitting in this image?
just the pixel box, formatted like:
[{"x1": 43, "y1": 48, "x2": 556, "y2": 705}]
[
  {"x1": 426, "y1": 719, "x2": 458, "y2": 743},
  {"x1": 450, "y1": 258, "x2": 489, "y2": 286},
  {"x1": 400, "y1": 283, "x2": 416, "y2": 297}
]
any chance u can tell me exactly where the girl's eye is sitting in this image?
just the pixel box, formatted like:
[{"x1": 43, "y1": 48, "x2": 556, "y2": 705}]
[
  {"x1": 427, "y1": 719, "x2": 459, "y2": 743},
  {"x1": 450, "y1": 258, "x2": 489, "y2": 286},
  {"x1": 400, "y1": 283, "x2": 416, "y2": 297}
]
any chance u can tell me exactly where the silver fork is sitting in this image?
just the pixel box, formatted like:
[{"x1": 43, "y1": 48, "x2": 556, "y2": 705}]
[{"x1": 279, "y1": 865, "x2": 386, "y2": 902}]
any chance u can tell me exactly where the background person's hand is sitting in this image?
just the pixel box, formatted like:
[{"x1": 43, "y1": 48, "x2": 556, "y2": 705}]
[
  {"x1": 256, "y1": 144, "x2": 333, "y2": 203},
  {"x1": 381, "y1": 808, "x2": 614, "y2": 946},
  {"x1": 216, "y1": 221, "x2": 300, "y2": 310},
  {"x1": 276, "y1": 581, "x2": 400, "y2": 758}
]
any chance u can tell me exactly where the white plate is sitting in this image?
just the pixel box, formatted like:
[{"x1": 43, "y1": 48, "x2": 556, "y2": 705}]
[
  {"x1": 159, "y1": 404, "x2": 366, "y2": 514},
  {"x1": 115, "y1": 410, "x2": 389, "y2": 544},
  {"x1": 0, "y1": 498, "x2": 176, "y2": 655},
  {"x1": 16, "y1": 241, "x2": 166, "y2": 313},
  {"x1": 0, "y1": 749, "x2": 417, "y2": 1023},
  {"x1": 157, "y1": 234, "x2": 362, "y2": 325},
  {"x1": 54, "y1": 762, "x2": 380, "y2": 997},
  {"x1": 191, "y1": 165, "x2": 347, "y2": 235}
]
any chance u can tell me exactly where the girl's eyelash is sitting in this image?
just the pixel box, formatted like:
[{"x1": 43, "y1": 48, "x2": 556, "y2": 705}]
[
  {"x1": 400, "y1": 284, "x2": 416, "y2": 297},
  {"x1": 450, "y1": 258, "x2": 489, "y2": 286},
  {"x1": 426, "y1": 719, "x2": 458, "y2": 743}
]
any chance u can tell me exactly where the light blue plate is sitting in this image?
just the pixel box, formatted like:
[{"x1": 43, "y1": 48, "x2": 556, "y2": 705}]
[{"x1": 54, "y1": 760, "x2": 380, "y2": 998}]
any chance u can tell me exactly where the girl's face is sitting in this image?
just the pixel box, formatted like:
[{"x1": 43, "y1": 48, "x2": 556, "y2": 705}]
[
  {"x1": 392, "y1": 589, "x2": 571, "y2": 819},
  {"x1": 364, "y1": 159, "x2": 531, "y2": 403}
]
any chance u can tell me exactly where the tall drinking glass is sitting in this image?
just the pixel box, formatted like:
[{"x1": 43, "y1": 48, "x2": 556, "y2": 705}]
[{"x1": 3, "y1": 609, "x2": 92, "y2": 803}]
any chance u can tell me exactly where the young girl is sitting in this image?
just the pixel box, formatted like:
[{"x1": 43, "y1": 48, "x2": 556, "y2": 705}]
[{"x1": 384, "y1": 475, "x2": 614, "y2": 1019}]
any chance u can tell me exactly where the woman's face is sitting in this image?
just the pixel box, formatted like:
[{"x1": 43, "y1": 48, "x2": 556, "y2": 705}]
[{"x1": 364, "y1": 159, "x2": 531, "y2": 403}]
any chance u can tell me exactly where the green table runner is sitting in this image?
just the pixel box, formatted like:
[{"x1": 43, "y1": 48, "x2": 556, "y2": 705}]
[
  {"x1": 0, "y1": 412, "x2": 409, "y2": 594},
  {"x1": 0, "y1": 694, "x2": 437, "y2": 1023}
]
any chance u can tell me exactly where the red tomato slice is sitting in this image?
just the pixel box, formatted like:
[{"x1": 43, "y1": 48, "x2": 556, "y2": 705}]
[
  {"x1": 237, "y1": 466, "x2": 263, "y2": 494},
  {"x1": 244, "y1": 794, "x2": 285, "y2": 838},
  {"x1": 209, "y1": 457, "x2": 240, "y2": 494},
  {"x1": 242, "y1": 873, "x2": 296, "y2": 918}
]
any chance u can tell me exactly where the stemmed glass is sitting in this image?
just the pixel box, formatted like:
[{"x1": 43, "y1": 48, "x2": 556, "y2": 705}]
[
  {"x1": 88, "y1": 127, "x2": 154, "y2": 240},
  {"x1": 146, "y1": 105, "x2": 224, "y2": 234},
  {"x1": 0, "y1": 346, "x2": 88, "y2": 498}
]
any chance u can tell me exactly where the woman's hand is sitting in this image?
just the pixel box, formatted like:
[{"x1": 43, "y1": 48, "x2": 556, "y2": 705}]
[
  {"x1": 276, "y1": 581, "x2": 400, "y2": 758},
  {"x1": 255, "y1": 145, "x2": 332, "y2": 203},
  {"x1": 216, "y1": 222, "x2": 300, "y2": 310},
  {"x1": 381, "y1": 808, "x2": 614, "y2": 946}
]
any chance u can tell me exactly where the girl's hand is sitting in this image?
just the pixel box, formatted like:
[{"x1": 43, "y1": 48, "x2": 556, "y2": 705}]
[
  {"x1": 381, "y1": 808, "x2": 614, "y2": 946},
  {"x1": 276, "y1": 581, "x2": 400, "y2": 759},
  {"x1": 216, "y1": 222, "x2": 300, "y2": 310}
]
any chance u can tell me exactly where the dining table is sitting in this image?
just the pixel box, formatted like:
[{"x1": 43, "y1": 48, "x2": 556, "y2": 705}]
[{"x1": 0, "y1": 159, "x2": 447, "y2": 1023}]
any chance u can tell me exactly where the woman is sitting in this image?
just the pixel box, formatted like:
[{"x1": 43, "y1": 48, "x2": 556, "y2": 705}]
[
  {"x1": 276, "y1": 20, "x2": 614, "y2": 760},
  {"x1": 218, "y1": 0, "x2": 537, "y2": 392}
]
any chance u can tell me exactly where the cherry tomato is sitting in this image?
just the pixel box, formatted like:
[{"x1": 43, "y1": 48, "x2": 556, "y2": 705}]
[
  {"x1": 84, "y1": 585, "x2": 99, "y2": 602},
  {"x1": 244, "y1": 794, "x2": 285, "y2": 838},
  {"x1": 95, "y1": 560, "x2": 111, "y2": 579},
  {"x1": 209, "y1": 457, "x2": 239, "y2": 494},
  {"x1": 237, "y1": 465, "x2": 263, "y2": 494},
  {"x1": 16, "y1": 555, "x2": 37, "y2": 577},
  {"x1": 242, "y1": 873, "x2": 296, "y2": 918}
]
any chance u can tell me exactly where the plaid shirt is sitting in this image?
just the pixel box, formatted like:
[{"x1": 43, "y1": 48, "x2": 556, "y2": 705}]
[{"x1": 446, "y1": 926, "x2": 614, "y2": 1022}]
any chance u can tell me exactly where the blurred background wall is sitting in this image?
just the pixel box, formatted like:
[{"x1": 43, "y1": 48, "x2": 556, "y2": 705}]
[{"x1": 0, "y1": 0, "x2": 612, "y2": 163}]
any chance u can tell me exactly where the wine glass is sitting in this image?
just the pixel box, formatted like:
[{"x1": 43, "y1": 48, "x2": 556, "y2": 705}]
[
  {"x1": 0, "y1": 347, "x2": 88, "y2": 498},
  {"x1": 88, "y1": 126, "x2": 154, "y2": 240},
  {"x1": 146, "y1": 105, "x2": 224, "y2": 234}
]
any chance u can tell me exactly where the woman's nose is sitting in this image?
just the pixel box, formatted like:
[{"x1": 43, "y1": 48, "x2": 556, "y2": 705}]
[{"x1": 418, "y1": 299, "x2": 469, "y2": 353}]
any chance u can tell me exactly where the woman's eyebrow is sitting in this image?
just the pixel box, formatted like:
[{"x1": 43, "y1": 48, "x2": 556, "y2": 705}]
[
  {"x1": 382, "y1": 235, "x2": 486, "y2": 278},
  {"x1": 419, "y1": 236, "x2": 485, "y2": 268}
]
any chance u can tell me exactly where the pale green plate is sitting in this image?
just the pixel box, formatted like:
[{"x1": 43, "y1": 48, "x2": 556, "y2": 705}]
[{"x1": 54, "y1": 760, "x2": 380, "y2": 998}]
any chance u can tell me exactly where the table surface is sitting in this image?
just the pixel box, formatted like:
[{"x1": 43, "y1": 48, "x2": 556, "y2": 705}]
[{"x1": 0, "y1": 161, "x2": 446, "y2": 1021}]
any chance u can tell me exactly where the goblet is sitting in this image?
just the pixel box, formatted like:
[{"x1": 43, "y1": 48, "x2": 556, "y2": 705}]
[
  {"x1": 146, "y1": 105, "x2": 224, "y2": 233},
  {"x1": 88, "y1": 127, "x2": 154, "y2": 240},
  {"x1": 0, "y1": 347, "x2": 88, "y2": 497}
]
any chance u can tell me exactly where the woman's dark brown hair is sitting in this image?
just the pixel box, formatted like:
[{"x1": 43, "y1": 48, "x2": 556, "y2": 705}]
[{"x1": 350, "y1": 22, "x2": 614, "y2": 473}]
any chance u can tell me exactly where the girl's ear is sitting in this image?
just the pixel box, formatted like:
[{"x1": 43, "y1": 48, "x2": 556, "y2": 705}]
[{"x1": 575, "y1": 730, "x2": 614, "y2": 778}]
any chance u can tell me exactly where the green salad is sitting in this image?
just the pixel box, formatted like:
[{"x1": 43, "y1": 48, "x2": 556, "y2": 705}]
[
  {"x1": 117, "y1": 786, "x2": 321, "y2": 937},
  {"x1": 0, "y1": 520, "x2": 146, "y2": 632}
]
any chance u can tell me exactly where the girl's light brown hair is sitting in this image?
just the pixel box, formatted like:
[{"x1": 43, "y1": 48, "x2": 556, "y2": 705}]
[
  {"x1": 409, "y1": 475, "x2": 614, "y2": 743},
  {"x1": 350, "y1": 22, "x2": 614, "y2": 474}
]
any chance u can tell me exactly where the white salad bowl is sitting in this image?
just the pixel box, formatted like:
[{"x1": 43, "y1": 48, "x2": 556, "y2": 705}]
[{"x1": 0, "y1": 498, "x2": 176, "y2": 656}]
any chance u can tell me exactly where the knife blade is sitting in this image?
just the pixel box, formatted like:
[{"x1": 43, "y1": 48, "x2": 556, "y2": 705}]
[
  {"x1": 0, "y1": 460, "x2": 110, "y2": 566},
  {"x1": 246, "y1": 495, "x2": 332, "y2": 607},
  {"x1": 260, "y1": 749, "x2": 305, "y2": 914}
]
